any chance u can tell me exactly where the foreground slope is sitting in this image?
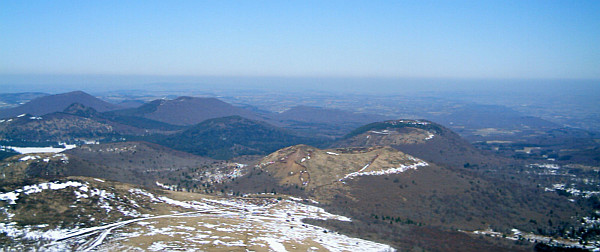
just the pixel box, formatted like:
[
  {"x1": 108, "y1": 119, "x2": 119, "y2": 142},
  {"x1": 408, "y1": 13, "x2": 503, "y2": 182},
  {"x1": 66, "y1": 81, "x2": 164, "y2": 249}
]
[{"x1": 0, "y1": 176, "x2": 395, "y2": 251}]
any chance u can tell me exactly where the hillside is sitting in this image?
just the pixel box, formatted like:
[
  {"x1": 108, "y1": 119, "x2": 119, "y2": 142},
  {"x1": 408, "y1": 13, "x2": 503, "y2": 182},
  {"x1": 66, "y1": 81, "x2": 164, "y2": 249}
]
[
  {"x1": 0, "y1": 113, "x2": 119, "y2": 143},
  {"x1": 0, "y1": 91, "x2": 121, "y2": 118},
  {"x1": 257, "y1": 145, "x2": 426, "y2": 195},
  {"x1": 219, "y1": 144, "x2": 595, "y2": 251},
  {"x1": 109, "y1": 96, "x2": 263, "y2": 126},
  {"x1": 65, "y1": 103, "x2": 184, "y2": 132},
  {"x1": 335, "y1": 119, "x2": 513, "y2": 169},
  {"x1": 64, "y1": 141, "x2": 219, "y2": 187},
  {"x1": 154, "y1": 116, "x2": 322, "y2": 159},
  {"x1": 0, "y1": 142, "x2": 242, "y2": 190},
  {"x1": 0, "y1": 103, "x2": 187, "y2": 144},
  {"x1": 1, "y1": 117, "x2": 598, "y2": 251}
]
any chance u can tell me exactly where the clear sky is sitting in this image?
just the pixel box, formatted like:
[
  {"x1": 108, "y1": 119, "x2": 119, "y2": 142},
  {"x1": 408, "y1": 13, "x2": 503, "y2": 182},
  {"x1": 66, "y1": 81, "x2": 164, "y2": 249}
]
[{"x1": 1, "y1": 0, "x2": 599, "y2": 80}]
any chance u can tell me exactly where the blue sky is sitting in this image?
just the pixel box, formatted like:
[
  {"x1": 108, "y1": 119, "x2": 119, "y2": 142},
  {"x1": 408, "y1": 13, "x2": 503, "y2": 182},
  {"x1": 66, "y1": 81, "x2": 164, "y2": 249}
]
[{"x1": 1, "y1": 0, "x2": 599, "y2": 80}]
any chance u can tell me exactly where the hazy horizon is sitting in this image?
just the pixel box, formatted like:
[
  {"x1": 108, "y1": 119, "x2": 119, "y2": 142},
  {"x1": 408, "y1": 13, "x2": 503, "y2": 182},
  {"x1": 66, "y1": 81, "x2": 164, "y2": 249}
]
[{"x1": 1, "y1": 73, "x2": 598, "y2": 95}]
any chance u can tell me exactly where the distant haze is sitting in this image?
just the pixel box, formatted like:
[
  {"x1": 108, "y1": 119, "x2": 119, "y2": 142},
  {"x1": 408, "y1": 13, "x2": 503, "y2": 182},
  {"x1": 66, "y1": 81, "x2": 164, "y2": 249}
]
[{"x1": 0, "y1": 74, "x2": 597, "y2": 97}]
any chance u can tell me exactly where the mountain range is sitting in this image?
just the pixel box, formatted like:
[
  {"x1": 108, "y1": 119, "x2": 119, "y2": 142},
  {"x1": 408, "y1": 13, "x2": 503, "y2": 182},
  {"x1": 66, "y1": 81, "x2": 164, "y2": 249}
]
[
  {"x1": 152, "y1": 115, "x2": 323, "y2": 160},
  {"x1": 1, "y1": 90, "x2": 599, "y2": 251},
  {"x1": 108, "y1": 96, "x2": 265, "y2": 126},
  {"x1": 0, "y1": 91, "x2": 122, "y2": 118},
  {"x1": 0, "y1": 103, "x2": 183, "y2": 144}
]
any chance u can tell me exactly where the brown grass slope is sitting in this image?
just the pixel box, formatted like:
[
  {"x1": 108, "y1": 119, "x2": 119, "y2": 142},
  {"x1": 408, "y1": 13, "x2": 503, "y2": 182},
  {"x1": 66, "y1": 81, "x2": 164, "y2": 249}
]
[
  {"x1": 335, "y1": 119, "x2": 514, "y2": 169},
  {"x1": 221, "y1": 144, "x2": 591, "y2": 251}
]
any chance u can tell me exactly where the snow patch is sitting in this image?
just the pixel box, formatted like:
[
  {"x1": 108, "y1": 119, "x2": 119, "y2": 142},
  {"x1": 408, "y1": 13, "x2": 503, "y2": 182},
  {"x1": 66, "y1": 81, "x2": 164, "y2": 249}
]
[
  {"x1": 425, "y1": 133, "x2": 435, "y2": 140},
  {"x1": 7, "y1": 143, "x2": 76, "y2": 154},
  {"x1": 0, "y1": 191, "x2": 19, "y2": 204},
  {"x1": 545, "y1": 183, "x2": 600, "y2": 198},
  {"x1": 0, "y1": 181, "x2": 85, "y2": 204},
  {"x1": 156, "y1": 181, "x2": 177, "y2": 191},
  {"x1": 530, "y1": 163, "x2": 560, "y2": 169},
  {"x1": 1, "y1": 185, "x2": 395, "y2": 251},
  {"x1": 341, "y1": 160, "x2": 429, "y2": 181},
  {"x1": 262, "y1": 237, "x2": 287, "y2": 252},
  {"x1": 19, "y1": 155, "x2": 40, "y2": 161},
  {"x1": 369, "y1": 130, "x2": 390, "y2": 135}
]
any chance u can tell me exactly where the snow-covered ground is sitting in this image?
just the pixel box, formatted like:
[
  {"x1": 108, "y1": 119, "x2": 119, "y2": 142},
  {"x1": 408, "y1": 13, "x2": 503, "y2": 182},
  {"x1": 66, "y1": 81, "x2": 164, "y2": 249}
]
[
  {"x1": 16, "y1": 153, "x2": 69, "y2": 163},
  {"x1": 466, "y1": 228, "x2": 600, "y2": 251},
  {"x1": 0, "y1": 181, "x2": 85, "y2": 204},
  {"x1": 424, "y1": 133, "x2": 435, "y2": 140},
  {"x1": 544, "y1": 183, "x2": 600, "y2": 198},
  {"x1": 3, "y1": 143, "x2": 76, "y2": 154},
  {"x1": 100, "y1": 194, "x2": 394, "y2": 252},
  {"x1": 0, "y1": 181, "x2": 396, "y2": 251},
  {"x1": 340, "y1": 156, "x2": 428, "y2": 181}
]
